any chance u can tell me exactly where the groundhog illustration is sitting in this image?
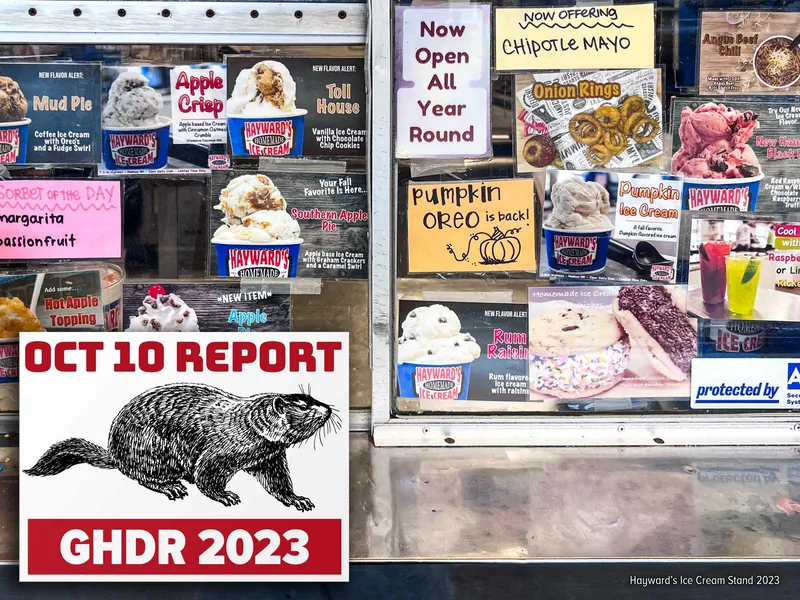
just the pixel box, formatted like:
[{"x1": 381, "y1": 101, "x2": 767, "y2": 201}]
[{"x1": 25, "y1": 383, "x2": 339, "y2": 511}]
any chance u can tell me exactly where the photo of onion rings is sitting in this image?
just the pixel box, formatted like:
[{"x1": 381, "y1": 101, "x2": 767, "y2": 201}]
[{"x1": 565, "y1": 93, "x2": 660, "y2": 166}]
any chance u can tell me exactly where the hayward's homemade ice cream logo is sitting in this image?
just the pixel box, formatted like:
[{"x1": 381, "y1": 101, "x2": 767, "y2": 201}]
[
  {"x1": 553, "y1": 233, "x2": 598, "y2": 267},
  {"x1": 414, "y1": 365, "x2": 463, "y2": 400},
  {"x1": 713, "y1": 321, "x2": 765, "y2": 353},
  {"x1": 228, "y1": 247, "x2": 292, "y2": 278},
  {"x1": 0, "y1": 128, "x2": 20, "y2": 163},
  {"x1": 688, "y1": 186, "x2": 750, "y2": 211},
  {"x1": 243, "y1": 120, "x2": 293, "y2": 156},
  {"x1": 0, "y1": 341, "x2": 19, "y2": 382},
  {"x1": 651, "y1": 265, "x2": 675, "y2": 281},
  {"x1": 108, "y1": 132, "x2": 157, "y2": 167}
]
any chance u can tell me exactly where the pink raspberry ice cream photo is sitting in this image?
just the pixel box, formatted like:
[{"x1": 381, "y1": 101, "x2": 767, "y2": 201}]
[{"x1": 671, "y1": 103, "x2": 761, "y2": 179}]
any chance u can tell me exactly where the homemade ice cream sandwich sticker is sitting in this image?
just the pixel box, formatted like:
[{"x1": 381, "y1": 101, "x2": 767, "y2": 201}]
[
  {"x1": 685, "y1": 214, "x2": 800, "y2": 321},
  {"x1": 397, "y1": 301, "x2": 529, "y2": 403},
  {"x1": 514, "y1": 69, "x2": 664, "y2": 174},
  {"x1": 671, "y1": 99, "x2": 800, "y2": 212},
  {"x1": 394, "y1": 5, "x2": 492, "y2": 159},
  {"x1": 528, "y1": 285, "x2": 696, "y2": 402},
  {"x1": 494, "y1": 4, "x2": 656, "y2": 71},
  {"x1": 225, "y1": 56, "x2": 366, "y2": 158},
  {"x1": 209, "y1": 171, "x2": 368, "y2": 279},
  {"x1": 698, "y1": 11, "x2": 800, "y2": 95},
  {"x1": 0, "y1": 180, "x2": 122, "y2": 260},
  {"x1": 542, "y1": 170, "x2": 680, "y2": 283},
  {"x1": 0, "y1": 62, "x2": 101, "y2": 164},
  {"x1": 123, "y1": 283, "x2": 290, "y2": 332},
  {"x1": 406, "y1": 179, "x2": 537, "y2": 274}
]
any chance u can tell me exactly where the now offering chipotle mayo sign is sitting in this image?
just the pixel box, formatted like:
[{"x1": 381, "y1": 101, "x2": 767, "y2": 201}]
[{"x1": 395, "y1": 6, "x2": 491, "y2": 159}]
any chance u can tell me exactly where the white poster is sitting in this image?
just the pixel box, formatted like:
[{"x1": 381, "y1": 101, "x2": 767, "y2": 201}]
[
  {"x1": 691, "y1": 357, "x2": 799, "y2": 409},
  {"x1": 170, "y1": 66, "x2": 227, "y2": 144},
  {"x1": 19, "y1": 333, "x2": 349, "y2": 582}
]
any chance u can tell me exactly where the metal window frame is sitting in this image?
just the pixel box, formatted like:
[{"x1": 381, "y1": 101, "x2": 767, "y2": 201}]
[{"x1": 366, "y1": 0, "x2": 800, "y2": 447}]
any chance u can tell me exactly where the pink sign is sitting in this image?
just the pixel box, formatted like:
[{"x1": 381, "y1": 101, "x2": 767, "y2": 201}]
[{"x1": 0, "y1": 180, "x2": 121, "y2": 259}]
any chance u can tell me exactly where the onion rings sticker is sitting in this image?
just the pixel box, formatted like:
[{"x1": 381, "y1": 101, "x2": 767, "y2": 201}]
[{"x1": 20, "y1": 333, "x2": 349, "y2": 582}]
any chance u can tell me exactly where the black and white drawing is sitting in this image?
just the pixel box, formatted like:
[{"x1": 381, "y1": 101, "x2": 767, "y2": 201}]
[{"x1": 25, "y1": 383, "x2": 341, "y2": 511}]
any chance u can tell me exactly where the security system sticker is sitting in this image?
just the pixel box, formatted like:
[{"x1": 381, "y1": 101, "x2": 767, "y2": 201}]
[{"x1": 691, "y1": 357, "x2": 800, "y2": 408}]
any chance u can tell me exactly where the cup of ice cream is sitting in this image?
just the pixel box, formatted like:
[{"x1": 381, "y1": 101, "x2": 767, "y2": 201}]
[
  {"x1": 0, "y1": 76, "x2": 30, "y2": 164},
  {"x1": 101, "y1": 264, "x2": 124, "y2": 331},
  {"x1": 544, "y1": 176, "x2": 613, "y2": 275},
  {"x1": 396, "y1": 305, "x2": 480, "y2": 401},
  {"x1": 102, "y1": 72, "x2": 171, "y2": 171},
  {"x1": 672, "y1": 103, "x2": 764, "y2": 211},
  {"x1": 126, "y1": 285, "x2": 200, "y2": 332},
  {"x1": 211, "y1": 174, "x2": 303, "y2": 278},
  {"x1": 227, "y1": 60, "x2": 307, "y2": 157}
]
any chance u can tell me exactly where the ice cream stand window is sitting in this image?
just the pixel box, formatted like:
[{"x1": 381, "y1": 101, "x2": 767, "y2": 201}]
[
  {"x1": 0, "y1": 2, "x2": 372, "y2": 421},
  {"x1": 368, "y1": 1, "x2": 800, "y2": 446}
]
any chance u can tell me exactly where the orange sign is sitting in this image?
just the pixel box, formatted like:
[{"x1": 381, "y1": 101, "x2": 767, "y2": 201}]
[{"x1": 407, "y1": 179, "x2": 537, "y2": 273}]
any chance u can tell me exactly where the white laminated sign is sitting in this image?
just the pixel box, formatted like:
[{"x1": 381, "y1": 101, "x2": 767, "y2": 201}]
[
  {"x1": 395, "y1": 5, "x2": 492, "y2": 159},
  {"x1": 19, "y1": 333, "x2": 349, "y2": 582}
]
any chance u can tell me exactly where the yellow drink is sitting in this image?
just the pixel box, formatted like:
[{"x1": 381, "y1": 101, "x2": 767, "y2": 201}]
[{"x1": 725, "y1": 255, "x2": 762, "y2": 315}]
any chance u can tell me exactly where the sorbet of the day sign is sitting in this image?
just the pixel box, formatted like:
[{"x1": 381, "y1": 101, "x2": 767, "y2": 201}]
[
  {"x1": 395, "y1": 6, "x2": 491, "y2": 159},
  {"x1": 0, "y1": 180, "x2": 121, "y2": 259}
]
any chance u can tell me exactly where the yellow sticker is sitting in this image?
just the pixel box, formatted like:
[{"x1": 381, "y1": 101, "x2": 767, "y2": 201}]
[
  {"x1": 407, "y1": 179, "x2": 537, "y2": 273},
  {"x1": 495, "y1": 4, "x2": 656, "y2": 72}
]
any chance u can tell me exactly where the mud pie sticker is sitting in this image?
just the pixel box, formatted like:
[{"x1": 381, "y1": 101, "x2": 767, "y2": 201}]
[{"x1": 107, "y1": 131, "x2": 159, "y2": 168}]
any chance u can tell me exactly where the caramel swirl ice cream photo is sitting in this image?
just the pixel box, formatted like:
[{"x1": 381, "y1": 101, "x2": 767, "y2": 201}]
[{"x1": 227, "y1": 60, "x2": 307, "y2": 157}]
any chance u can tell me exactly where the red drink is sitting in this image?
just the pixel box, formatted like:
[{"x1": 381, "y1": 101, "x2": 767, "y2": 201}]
[{"x1": 699, "y1": 241, "x2": 731, "y2": 304}]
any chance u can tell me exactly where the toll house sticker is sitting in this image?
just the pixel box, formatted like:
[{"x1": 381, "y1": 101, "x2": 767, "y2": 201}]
[{"x1": 19, "y1": 333, "x2": 349, "y2": 582}]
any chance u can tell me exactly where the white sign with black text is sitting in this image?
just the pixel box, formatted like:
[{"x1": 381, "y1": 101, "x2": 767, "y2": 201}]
[
  {"x1": 691, "y1": 357, "x2": 800, "y2": 409},
  {"x1": 19, "y1": 333, "x2": 349, "y2": 582}
]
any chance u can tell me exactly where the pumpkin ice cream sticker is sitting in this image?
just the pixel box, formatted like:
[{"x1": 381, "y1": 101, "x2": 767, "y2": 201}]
[{"x1": 407, "y1": 179, "x2": 537, "y2": 273}]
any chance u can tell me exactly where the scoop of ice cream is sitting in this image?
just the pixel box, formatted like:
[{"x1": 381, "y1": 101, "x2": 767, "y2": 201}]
[
  {"x1": 398, "y1": 305, "x2": 480, "y2": 365},
  {"x1": 227, "y1": 60, "x2": 297, "y2": 117},
  {"x1": 0, "y1": 77, "x2": 27, "y2": 123},
  {"x1": 545, "y1": 177, "x2": 612, "y2": 230},
  {"x1": 215, "y1": 174, "x2": 287, "y2": 225},
  {"x1": 213, "y1": 210, "x2": 300, "y2": 242},
  {"x1": 672, "y1": 103, "x2": 761, "y2": 179},
  {"x1": 126, "y1": 293, "x2": 199, "y2": 332},
  {"x1": 103, "y1": 72, "x2": 163, "y2": 127}
]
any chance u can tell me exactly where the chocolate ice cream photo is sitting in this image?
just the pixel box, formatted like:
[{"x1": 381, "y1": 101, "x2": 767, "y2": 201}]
[
  {"x1": 101, "y1": 70, "x2": 171, "y2": 170},
  {"x1": 0, "y1": 63, "x2": 102, "y2": 164},
  {"x1": 541, "y1": 169, "x2": 682, "y2": 284},
  {"x1": 226, "y1": 60, "x2": 307, "y2": 157},
  {"x1": 528, "y1": 285, "x2": 697, "y2": 404}
]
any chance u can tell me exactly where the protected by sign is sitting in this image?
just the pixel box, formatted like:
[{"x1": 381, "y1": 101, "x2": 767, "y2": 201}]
[
  {"x1": 19, "y1": 333, "x2": 349, "y2": 582},
  {"x1": 691, "y1": 357, "x2": 800, "y2": 409}
]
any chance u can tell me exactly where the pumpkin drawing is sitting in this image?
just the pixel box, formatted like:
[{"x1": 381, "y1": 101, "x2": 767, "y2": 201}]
[{"x1": 446, "y1": 227, "x2": 524, "y2": 266}]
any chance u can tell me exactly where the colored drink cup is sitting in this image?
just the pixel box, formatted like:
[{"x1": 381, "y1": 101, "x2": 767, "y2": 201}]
[
  {"x1": 725, "y1": 255, "x2": 763, "y2": 315},
  {"x1": 699, "y1": 241, "x2": 731, "y2": 304}
]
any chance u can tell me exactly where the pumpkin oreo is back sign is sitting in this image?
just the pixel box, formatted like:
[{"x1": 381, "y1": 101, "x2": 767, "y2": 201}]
[{"x1": 407, "y1": 179, "x2": 537, "y2": 273}]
